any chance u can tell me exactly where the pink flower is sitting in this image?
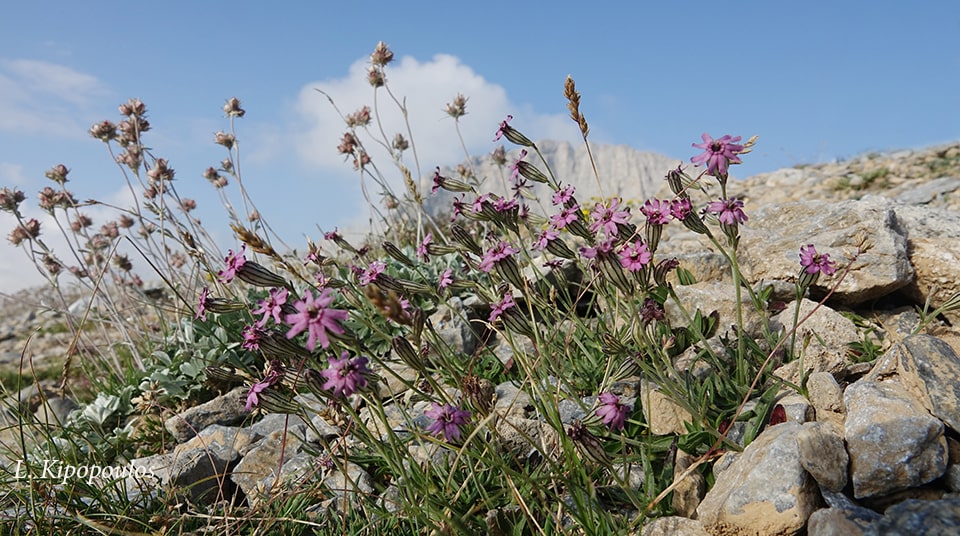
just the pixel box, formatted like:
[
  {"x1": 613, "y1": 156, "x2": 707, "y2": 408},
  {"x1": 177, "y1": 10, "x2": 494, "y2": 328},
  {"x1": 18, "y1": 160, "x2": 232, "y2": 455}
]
[
  {"x1": 533, "y1": 228, "x2": 559, "y2": 251},
  {"x1": 417, "y1": 232, "x2": 432, "y2": 261},
  {"x1": 438, "y1": 268, "x2": 453, "y2": 290},
  {"x1": 320, "y1": 352, "x2": 370, "y2": 397},
  {"x1": 218, "y1": 245, "x2": 247, "y2": 283},
  {"x1": 472, "y1": 194, "x2": 491, "y2": 214},
  {"x1": 478, "y1": 241, "x2": 518, "y2": 273},
  {"x1": 492, "y1": 197, "x2": 518, "y2": 213},
  {"x1": 241, "y1": 325, "x2": 265, "y2": 351},
  {"x1": 489, "y1": 293, "x2": 516, "y2": 323},
  {"x1": 511, "y1": 149, "x2": 528, "y2": 181},
  {"x1": 589, "y1": 198, "x2": 631, "y2": 237},
  {"x1": 245, "y1": 362, "x2": 284, "y2": 411},
  {"x1": 595, "y1": 392, "x2": 632, "y2": 431},
  {"x1": 549, "y1": 206, "x2": 580, "y2": 230},
  {"x1": 359, "y1": 261, "x2": 386, "y2": 286},
  {"x1": 425, "y1": 403, "x2": 472, "y2": 442},
  {"x1": 251, "y1": 287, "x2": 289, "y2": 327},
  {"x1": 493, "y1": 114, "x2": 514, "y2": 142},
  {"x1": 196, "y1": 287, "x2": 211, "y2": 321},
  {"x1": 706, "y1": 197, "x2": 748, "y2": 225},
  {"x1": 670, "y1": 198, "x2": 692, "y2": 220},
  {"x1": 552, "y1": 185, "x2": 575, "y2": 206},
  {"x1": 619, "y1": 240, "x2": 652, "y2": 272},
  {"x1": 691, "y1": 133, "x2": 744, "y2": 177},
  {"x1": 641, "y1": 198, "x2": 672, "y2": 225},
  {"x1": 799, "y1": 244, "x2": 837, "y2": 275},
  {"x1": 580, "y1": 240, "x2": 615, "y2": 260},
  {"x1": 285, "y1": 289, "x2": 349, "y2": 351}
]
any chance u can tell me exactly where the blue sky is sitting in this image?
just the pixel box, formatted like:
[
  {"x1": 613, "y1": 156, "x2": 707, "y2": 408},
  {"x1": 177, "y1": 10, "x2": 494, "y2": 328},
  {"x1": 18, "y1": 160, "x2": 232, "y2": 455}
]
[{"x1": 0, "y1": 1, "x2": 958, "y2": 292}]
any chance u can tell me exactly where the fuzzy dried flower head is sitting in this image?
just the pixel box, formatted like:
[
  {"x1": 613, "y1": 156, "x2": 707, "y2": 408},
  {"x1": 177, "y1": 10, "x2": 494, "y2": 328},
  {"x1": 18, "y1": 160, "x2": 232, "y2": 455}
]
[
  {"x1": 392, "y1": 133, "x2": 409, "y2": 152},
  {"x1": 70, "y1": 214, "x2": 92, "y2": 232},
  {"x1": 0, "y1": 188, "x2": 25, "y2": 212},
  {"x1": 490, "y1": 145, "x2": 507, "y2": 166},
  {"x1": 444, "y1": 93, "x2": 468, "y2": 118},
  {"x1": 223, "y1": 97, "x2": 245, "y2": 117},
  {"x1": 345, "y1": 106, "x2": 371, "y2": 128},
  {"x1": 367, "y1": 66, "x2": 385, "y2": 87},
  {"x1": 147, "y1": 158, "x2": 175, "y2": 182},
  {"x1": 44, "y1": 164, "x2": 70, "y2": 184},
  {"x1": 215, "y1": 131, "x2": 236, "y2": 149},
  {"x1": 118, "y1": 214, "x2": 135, "y2": 228},
  {"x1": 118, "y1": 98, "x2": 146, "y2": 117},
  {"x1": 370, "y1": 41, "x2": 394, "y2": 66},
  {"x1": 89, "y1": 120, "x2": 117, "y2": 142}
]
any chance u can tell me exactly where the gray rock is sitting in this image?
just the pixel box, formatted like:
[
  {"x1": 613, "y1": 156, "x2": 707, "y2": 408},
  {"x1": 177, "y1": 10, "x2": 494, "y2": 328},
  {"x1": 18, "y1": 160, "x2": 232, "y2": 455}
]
[
  {"x1": 494, "y1": 381, "x2": 532, "y2": 418},
  {"x1": 321, "y1": 462, "x2": 374, "y2": 507},
  {"x1": 696, "y1": 422, "x2": 819, "y2": 536},
  {"x1": 230, "y1": 430, "x2": 317, "y2": 505},
  {"x1": 642, "y1": 516, "x2": 711, "y2": 536},
  {"x1": 895, "y1": 176, "x2": 960, "y2": 205},
  {"x1": 773, "y1": 299, "x2": 859, "y2": 385},
  {"x1": 740, "y1": 197, "x2": 914, "y2": 305},
  {"x1": 844, "y1": 380, "x2": 947, "y2": 498},
  {"x1": 868, "y1": 497, "x2": 960, "y2": 535},
  {"x1": 807, "y1": 506, "x2": 882, "y2": 536},
  {"x1": 797, "y1": 422, "x2": 849, "y2": 492},
  {"x1": 640, "y1": 381, "x2": 693, "y2": 436},
  {"x1": 164, "y1": 387, "x2": 249, "y2": 443},
  {"x1": 427, "y1": 297, "x2": 483, "y2": 357},
  {"x1": 892, "y1": 204, "x2": 960, "y2": 323},
  {"x1": 806, "y1": 371, "x2": 845, "y2": 427},
  {"x1": 866, "y1": 334, "x2": 960, "y2": 432}
]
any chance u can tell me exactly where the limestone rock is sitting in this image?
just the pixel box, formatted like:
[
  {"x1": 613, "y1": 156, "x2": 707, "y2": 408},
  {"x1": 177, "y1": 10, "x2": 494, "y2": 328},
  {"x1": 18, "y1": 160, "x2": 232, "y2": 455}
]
[
  {"x1": 164, "y1": 387, "x2": 249, "y2": 443},
  {"x1": 642, "y1": 516, "x2": 711, "y2": 536},
  {"x1": 230, "y1": 430, "x2": 316, "y2": 505},
  {"x1": 772, "y1": 299, "x2": 859, "y2": 385},
  {"x1": 869, "y1": 497, "x2": 960, "y2": 534},
  {"x1": 640, "y1": 381, "x2": 693, "y2": 436},
  {"x1": 696, "y1": 422, "x2": 819, "y2": 536},
  {"x1": 797, "y1": 422, "x2": 848, "y2": 492},
  {"x1": 865, "y1": 334, "x2": 960, "y2": 432},
  {"x1": 805, "y1": 371, "x2": 845, "y2": 427},
  {"x1": 806, "y1": 505, "x2": 881, "y2": 536},
  {"x1": 739, "y1": 197, "x2": 914, "y2": 305},
  {"x1": 844, "y1": 380, "x2": 947, "y2": 498}
]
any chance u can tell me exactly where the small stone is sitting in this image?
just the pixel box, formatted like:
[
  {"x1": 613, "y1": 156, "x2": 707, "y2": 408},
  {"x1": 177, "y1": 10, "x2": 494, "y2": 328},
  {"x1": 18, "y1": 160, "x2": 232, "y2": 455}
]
[
  {"x1": 797, "y1": 422, "x2": 849, "y2": 492},
  {"x1": 164, "y1": 387, "x2": 249, "y2": 443}
]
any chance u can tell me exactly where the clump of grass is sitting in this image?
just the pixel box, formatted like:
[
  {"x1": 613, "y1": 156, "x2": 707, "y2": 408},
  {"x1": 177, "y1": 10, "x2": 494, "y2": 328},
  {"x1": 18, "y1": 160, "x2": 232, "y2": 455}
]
[{"x1": 0, "y1": 41, "x2": 874, "y2": 534}]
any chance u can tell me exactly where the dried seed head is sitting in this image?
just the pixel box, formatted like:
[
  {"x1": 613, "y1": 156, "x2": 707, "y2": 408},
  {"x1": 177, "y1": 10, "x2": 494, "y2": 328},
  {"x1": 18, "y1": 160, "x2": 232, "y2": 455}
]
[
  {"x1": 564, "y1": 76, "x2": 589, "y2": 137},
  {"x1": 392, "y1": 133, "x2": 409, "y2": 152},
  {"x1": 0, "y1": 188, "x2": 26, "y2": 212},
  {"x1": 44, "y1": 164, "x2": 70, "y2": 184},
  {"x1": 147, "y1": 158, "x2": 175, "y2": 182},
  {"x1": 89, "y1": 120, "x2": 117, "y2": 142},
  {"x1": 119, "y1": 98, "x2": 146, "y2": 117},
  {"x1": 444, "y1": 93, "x2": 468, "y2": 119},
  {"x1": 345, "y1": 106, "x2": 371, "y2": 127},
  {"x1": 370, "y1": 41, "x2": 394, "y2": 66},
  {"x1": 214, "y1": 131, "x2": 236, "y2": 149},
  {"x1": 367, "y1": 66, "x2": 385, "y2": 87},
  {"x1": 223, "y1": 97, "x2": 245, "y2": 117}
]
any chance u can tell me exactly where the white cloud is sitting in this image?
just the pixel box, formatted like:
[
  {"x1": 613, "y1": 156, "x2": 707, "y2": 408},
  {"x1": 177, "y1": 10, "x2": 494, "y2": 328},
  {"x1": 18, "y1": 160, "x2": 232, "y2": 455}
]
[
  {"x1": 0, "y1": 59, "x2": 109, "y2": 138},
  {"x1": 0, "y1": 162, "x2": 27, "y2": 185},
  {"x1": 294, "y1": 53, "x2": 577, "y2": 185}
]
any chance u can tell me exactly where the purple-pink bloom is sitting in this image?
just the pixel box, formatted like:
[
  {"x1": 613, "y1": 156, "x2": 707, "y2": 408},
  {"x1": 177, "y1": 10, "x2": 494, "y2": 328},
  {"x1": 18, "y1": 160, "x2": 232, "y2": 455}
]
[
  {"x1": 580, "y1": 240, "x2": 615, "y2": 260},
  {"x1": 417, "y1": 232, "x2": 433, "y2": 261},
  {"x1": 478, "y1": 241, "x2": 518, "y2": 273},
  {"x1": 641, "y1": 198, "x2": 672, "y2": 225},
  {"x1": 251, "y1": 287, "x2": 289, "y2": 327},
  {"x1": 218, "y1": 245, "x2": 247, "y2": 283},
  {"x1": 451, "y1": 194, "x2": 466, "y2": 220},
  {"x1": 196, "y1": 287, "x2": 211, "y2": 321},
  {"x1": 489, "y1": 293, "x2": 516, "y2": 323},
  {"x1": 691, "y1": 133, "x2": 744, "y2": 177},
  {"x1": 472, "y1": 194, "x2": 491, "y2": 214},
  {"x1": 619, "y1": 240, "x2": 652, "y2": 272},
  {"x1": 424, "y1": 403, "x2": 472, "y2": 442},
  {"x1": 552, "y1": 184, "x2": 575, "y2": 206},
  {"x1": 241, "y1": 325, "x2": 265, "y2": 351},
  {"x1": 549, "y1": 206, "x2": 580, "y2": 230},
  {"x1": 492, "y1": 197, "x2": 518, "y2": 213},
  {"x1": 245, "y1": 362, "x2": 284, "y2": 411},
  {"x1": 431, "y1": 168, "x2": 443, "y2": 194},
  {"x1": 706, "y1": 197, "x2": 748, "y2": 225},
  {"x1": 595, "y1": 392, "x2": 632, "y2": 431},
  {"x1": 511, "y1": 149, "x2": 528, "y2": 181},
  {"x1": 493, "y1": 114, "x2": 514, "y2": 142},
  {"x1": 589, "y1": 198, "x2": 631, "y2": 237},
  {"x1": 320, "y1": 352, "x2": 370, "y2": 397},
  {"x1": 323, "y1": 228, "x2": 342, "y2": 241},
  {"x1": 285, "y1": 289, "x2": 349, "y2": 351},
  {"x1": 438, "y1": 268, "x2": 453, "y2": 290},
  {"x1": 359, "y1": 261, "x2": 386, "y2": 286},
  {"x1": 533, "y1": 228, "x2": 559, "y2": 251},
  {"x1": 670, "y1": 198, "x2": 692, "y2": 220},
  {"x1": 799, "y1": 244, "x2": 837, "y2": 276}
]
